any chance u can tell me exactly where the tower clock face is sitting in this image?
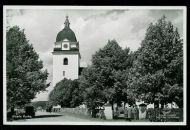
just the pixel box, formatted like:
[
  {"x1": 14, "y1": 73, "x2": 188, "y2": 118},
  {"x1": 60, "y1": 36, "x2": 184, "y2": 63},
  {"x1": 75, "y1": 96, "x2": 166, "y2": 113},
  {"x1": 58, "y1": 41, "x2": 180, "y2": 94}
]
[
  {"x1": 63, "y1": 44, "x2": 68, "y2": 48},
  {"x1": 62, "y1": 42, "x2": 69, "y2": 50}
]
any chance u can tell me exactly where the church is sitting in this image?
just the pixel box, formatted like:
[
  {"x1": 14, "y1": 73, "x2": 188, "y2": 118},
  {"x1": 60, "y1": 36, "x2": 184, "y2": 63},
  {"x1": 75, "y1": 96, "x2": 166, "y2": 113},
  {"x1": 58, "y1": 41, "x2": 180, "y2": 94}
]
[{"x1": 52, "y1": 16, "x2": 82, "y2": 87}]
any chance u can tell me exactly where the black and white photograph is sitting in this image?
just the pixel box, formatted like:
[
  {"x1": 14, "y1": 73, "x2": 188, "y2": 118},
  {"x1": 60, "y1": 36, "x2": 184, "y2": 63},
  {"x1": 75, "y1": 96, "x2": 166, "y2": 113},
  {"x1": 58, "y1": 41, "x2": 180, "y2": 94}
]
[{"x1": 3, "y1": 6, "x2": 187, "y2": 125}]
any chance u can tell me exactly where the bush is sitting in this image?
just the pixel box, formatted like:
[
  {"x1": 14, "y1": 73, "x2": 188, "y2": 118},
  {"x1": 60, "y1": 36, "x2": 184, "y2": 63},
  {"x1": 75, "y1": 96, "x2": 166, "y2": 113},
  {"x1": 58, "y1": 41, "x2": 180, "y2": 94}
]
[{"x1": 147, "y1": 108, "x2": 183, "y2": 122}]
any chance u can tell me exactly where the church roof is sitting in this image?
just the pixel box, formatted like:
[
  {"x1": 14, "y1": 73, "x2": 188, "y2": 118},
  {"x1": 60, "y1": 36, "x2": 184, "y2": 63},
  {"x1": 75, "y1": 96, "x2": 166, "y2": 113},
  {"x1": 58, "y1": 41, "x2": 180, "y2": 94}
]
[{"x1": 56, "y1": 16, "x2": 77, "y2": 42}]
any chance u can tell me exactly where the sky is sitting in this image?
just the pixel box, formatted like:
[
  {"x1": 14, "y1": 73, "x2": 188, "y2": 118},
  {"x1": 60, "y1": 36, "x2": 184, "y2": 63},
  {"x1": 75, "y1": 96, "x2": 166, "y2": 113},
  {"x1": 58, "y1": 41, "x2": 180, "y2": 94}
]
[{"x1": 6, "y1": 7, "x2": 184, "y2": 101}]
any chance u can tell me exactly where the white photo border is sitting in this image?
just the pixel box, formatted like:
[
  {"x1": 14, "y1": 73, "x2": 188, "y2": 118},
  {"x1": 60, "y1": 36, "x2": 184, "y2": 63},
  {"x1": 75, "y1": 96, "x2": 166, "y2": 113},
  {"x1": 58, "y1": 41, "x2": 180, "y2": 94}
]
[{"x1": 3, "y1": 5, "x2": 187, "y2": 125}]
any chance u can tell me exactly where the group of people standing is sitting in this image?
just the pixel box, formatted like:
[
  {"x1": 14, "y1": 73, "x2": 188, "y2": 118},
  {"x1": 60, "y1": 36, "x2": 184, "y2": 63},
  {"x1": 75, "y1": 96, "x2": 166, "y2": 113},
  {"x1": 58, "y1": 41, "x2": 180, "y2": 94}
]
[{"x1": 124, "y1": 104, "x2": 146, "y2": 121}]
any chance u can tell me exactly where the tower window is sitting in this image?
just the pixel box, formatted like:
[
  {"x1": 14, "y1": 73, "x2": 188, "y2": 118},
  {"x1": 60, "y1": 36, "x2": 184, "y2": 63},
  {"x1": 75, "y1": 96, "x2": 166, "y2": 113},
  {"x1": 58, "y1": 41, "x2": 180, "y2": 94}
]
[
  {"x1": 63, "y1": 58, "x2": 68, "y2": 65},
  {"x1": 63, "y1": 71, "x2": 65, "y2": 76}
]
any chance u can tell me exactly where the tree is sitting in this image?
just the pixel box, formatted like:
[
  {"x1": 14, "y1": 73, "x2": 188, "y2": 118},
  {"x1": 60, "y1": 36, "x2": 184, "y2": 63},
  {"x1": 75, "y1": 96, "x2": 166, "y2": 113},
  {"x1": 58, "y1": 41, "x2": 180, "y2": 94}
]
[
  {"x1": 129, "y1": 16, "x2": 183, "y2": 108},
  {"x1": 70, "y1": 79, "x2": 84, "y2": 107},
  {"x1": 6, "y1": 26, "x2": 50, "y2": 109},
  {"x1": 49, "y1": 78, "x2": 83, "y2": 107},
  {"x1": 79, "y1": 40, "x2": 133, "y2": 109},
  {"x1": 79, "y1": 66, "x2": 107, "y2": 109}
]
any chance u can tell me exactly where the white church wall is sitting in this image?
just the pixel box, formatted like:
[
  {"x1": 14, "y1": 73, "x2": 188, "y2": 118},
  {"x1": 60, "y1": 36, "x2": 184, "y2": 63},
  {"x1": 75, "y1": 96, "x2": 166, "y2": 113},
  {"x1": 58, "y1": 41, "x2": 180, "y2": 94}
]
[{"x1": 52, "y1": 53, "x2": 79, "y2": 87}]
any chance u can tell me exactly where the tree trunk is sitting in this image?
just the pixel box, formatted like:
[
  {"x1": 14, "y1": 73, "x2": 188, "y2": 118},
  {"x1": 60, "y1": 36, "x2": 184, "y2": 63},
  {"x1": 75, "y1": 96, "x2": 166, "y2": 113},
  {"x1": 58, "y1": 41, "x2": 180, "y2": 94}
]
[
  {"x1": 11, "y1": 107, "x2": 14, "y2": 115},
  {"x1": 161, "y1": 102, "x2": 164, "y2": 109},
  {"x1": 154, "y1": 101, "x2": 159, "y2": 109},
  {"x1": 111, "y1": 101, "x2": 114, "y2": 110},
  {"x1": 10, "y1": 106, "x2": 15, "y2": 119},
  {"x1": 111, "y1": 102, "x2": 114, "y2": 119}
]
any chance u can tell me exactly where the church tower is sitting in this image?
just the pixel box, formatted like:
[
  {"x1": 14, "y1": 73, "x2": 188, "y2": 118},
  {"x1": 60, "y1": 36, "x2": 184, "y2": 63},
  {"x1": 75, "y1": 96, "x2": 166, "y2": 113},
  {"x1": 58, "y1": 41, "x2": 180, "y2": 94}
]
[{"x1": 52, "y1": 16, "x2": 80, "y2": 87}]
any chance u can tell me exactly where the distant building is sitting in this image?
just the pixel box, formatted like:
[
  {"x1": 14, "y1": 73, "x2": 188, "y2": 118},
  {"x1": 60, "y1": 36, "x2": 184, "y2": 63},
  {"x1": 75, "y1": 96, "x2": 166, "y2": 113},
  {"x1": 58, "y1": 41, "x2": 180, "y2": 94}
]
[{"x1": 52, "y1": 16, "x2": 81, "y2": 87}]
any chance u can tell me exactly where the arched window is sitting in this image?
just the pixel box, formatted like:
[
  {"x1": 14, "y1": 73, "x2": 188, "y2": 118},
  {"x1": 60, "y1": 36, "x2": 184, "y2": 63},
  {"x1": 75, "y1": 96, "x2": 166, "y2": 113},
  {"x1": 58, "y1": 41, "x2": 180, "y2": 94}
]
[{"x1": 63, "y1": 58, "x2": 68, "y2": 65}]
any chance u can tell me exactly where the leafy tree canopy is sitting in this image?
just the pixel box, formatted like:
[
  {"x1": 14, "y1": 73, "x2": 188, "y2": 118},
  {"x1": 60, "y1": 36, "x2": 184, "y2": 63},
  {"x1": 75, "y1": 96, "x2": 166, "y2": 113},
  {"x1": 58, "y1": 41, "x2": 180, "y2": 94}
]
[
  {"x1": 129, "y1": 16, "x2": 183, "y2": 108},
  {"x1": 80, "y1": 40, "x2": 134, "y2": 108},
  {"x1": 49, "y1": 78, "x2": 83, "y2": 108},
  {"x1": 6, "y1": 26, "x2": 50, "y2": 108}
]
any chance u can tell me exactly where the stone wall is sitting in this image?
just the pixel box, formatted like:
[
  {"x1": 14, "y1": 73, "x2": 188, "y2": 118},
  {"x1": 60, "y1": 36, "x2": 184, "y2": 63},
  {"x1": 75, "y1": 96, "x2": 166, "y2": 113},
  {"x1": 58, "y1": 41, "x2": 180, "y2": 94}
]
[{"x1": 60, "y1": 107, "x2": 90, "y2": 116}]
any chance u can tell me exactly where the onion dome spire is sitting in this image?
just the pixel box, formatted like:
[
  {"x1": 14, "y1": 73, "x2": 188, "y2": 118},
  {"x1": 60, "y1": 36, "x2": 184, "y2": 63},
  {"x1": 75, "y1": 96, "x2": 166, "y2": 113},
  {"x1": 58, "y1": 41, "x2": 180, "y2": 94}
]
[
  {"x1": 56, "y1": 15, "x2": 77, "y2": 42},
  {"x1": 64, "y1": 15, "x2": 70, "y2": 28}
]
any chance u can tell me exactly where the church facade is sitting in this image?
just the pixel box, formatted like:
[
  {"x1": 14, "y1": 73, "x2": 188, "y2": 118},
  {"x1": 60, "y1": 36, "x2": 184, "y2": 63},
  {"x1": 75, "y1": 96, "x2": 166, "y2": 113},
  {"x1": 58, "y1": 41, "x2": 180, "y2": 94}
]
[{"x1": 52, "y1": 16, "x2": 81, "y2": 87}]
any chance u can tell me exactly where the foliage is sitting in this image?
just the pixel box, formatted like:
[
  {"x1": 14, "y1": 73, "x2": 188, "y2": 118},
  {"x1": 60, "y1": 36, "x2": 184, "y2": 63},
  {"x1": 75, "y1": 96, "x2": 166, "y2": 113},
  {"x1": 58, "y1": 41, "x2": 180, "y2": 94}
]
[
  {"x1": 79, "y1": 40, "x2": 134, "y2": 108},
  {"x1": 48, "y1": 78, "x2": 83, "y2": 107},
  {"x1": 129, "y1": 16, "x2": 183, "y2": 107},
  {"x1": 48, "y1": 16, "x2": 183, "y2": 110},
  {"x1": 6, "y1": 26, "x2": 50, "y2": 109}
]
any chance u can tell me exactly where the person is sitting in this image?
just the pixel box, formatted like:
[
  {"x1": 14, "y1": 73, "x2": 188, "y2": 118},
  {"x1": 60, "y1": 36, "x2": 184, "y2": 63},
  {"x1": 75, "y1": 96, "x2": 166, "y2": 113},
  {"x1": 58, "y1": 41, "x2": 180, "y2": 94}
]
[
  {"x1": 49, "y1": 106, "x2": 52, "y2": 113},
  {"x1": 132, "y1": 104, "x2": 139, "y2": 120},
  {"x1": 91, "y1": 108, "x2": 96, "y2": 118},
  {"x1": 124, "y1": 106, "x2": 128, "y2": 120},
  {"x1": 100, "y1": 109, "x2": 106, "y2": 120},
  {"x1": 127, "y1": 105, "x2": 132, "y2": 121},
  {"x1": 114, "y1": 107, "x2": 119, "y2": 118}
]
